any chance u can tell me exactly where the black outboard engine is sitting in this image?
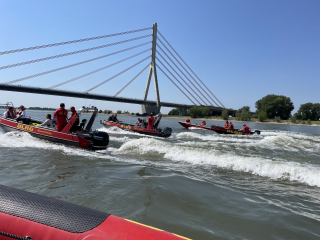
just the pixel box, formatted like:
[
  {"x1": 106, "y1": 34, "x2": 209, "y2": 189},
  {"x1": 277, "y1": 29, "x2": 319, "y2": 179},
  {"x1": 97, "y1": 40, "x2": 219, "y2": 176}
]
[
  {"x1": 161, "y1": 127, "x2": 172, "y2": 137},
  {"x1": 255, "y1": 130, "x2": 261, "y2": 135},
  {"x1": 90, "y1": 131, "x2": 109, "y2": 150}
]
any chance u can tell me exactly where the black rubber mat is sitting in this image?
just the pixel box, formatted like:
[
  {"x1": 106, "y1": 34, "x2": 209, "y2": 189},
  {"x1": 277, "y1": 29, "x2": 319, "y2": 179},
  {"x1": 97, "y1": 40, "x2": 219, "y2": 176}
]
[{"x1": 0, "y1": 184, "x2": 110, "y2": 233}]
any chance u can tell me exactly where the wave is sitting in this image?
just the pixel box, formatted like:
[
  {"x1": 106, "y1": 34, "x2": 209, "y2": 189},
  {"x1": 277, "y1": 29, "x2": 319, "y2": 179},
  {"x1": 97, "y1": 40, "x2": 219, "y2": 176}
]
[{"x1": 113, "y1": 137, "x2": 320, "y2": 187}]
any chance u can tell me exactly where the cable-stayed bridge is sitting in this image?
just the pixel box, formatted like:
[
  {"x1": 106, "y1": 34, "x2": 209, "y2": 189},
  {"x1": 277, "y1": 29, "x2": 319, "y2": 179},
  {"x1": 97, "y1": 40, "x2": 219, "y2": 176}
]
[{"x1": 0, "y1": 23, "x2": 235, "y2": 115}]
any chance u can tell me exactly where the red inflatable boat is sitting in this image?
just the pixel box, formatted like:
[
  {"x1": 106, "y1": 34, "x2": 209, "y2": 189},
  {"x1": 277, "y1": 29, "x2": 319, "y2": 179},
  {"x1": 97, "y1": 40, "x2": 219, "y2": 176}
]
[
  {"x1": 0, "y1": 184, "x2": 191, "y2": 240},
  {"x1": 0, "y1": 105, "x2": 109, "y2": 150}
]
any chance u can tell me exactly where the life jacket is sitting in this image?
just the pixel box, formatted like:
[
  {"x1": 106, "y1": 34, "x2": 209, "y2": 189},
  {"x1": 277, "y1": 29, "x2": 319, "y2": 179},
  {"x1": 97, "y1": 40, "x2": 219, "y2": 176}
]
[
  {"x1": 243, "y1": 126, "x2": 250, "y2": 132},
  {"x1": 71, "y1": 111, "x2": 79, "y2": 125},
  {"x1": 229, "y1": 124, "x2": 234, "y2": 130},
  {"x1": 16, "y1": 109, "x2": 22, "y2": 117},
  {"x1": 224, "y1": 123, "x2": 229, "y2": 128},
  {"x1": 6, "y1": 110, "x2": 15, "y2": 118},
  {"x1": 54, "y1": 108, "x2": 68, "y2": 132},
  {"x1": 186, "y1": 118, "x2": 190, "y2": 123},
  {"x1": 147, "y1": 116, "x2": 155, "y2": 130}
]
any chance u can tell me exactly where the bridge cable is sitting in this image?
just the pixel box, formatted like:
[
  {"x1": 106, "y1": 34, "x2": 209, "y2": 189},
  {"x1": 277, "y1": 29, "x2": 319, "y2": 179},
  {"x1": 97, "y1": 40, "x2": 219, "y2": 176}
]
[
  {"x1": 156, "y1": 46, "x2": 207, "y2": 106},
  {"x1": 156, "y1": 64, "x2": 196, "y2": 105},
  {"x1": 5, "y1": 42, "x2": 150, "y2": 85},
  {"x1": 114, "y1": 64, "x2": 149, "y2": 97},
  {"x1": 50, "y1": 47, "x2": 151, "y2": 89},
  {"x1": 0, "y1": 35, "x2": 151, "y2": 71},
  {"x1": 0, "y1": 27, "x2": 152, "y2": 55},
  {"x1": 158, "y1": 31, "x2": 225, "y2": 108},
  {"x1": 157, "y1": 40, "x2": 213, "y2": 106},
  {"x1": 156, "y1": 58, "x2": 200, "y2": 105},
  {"x1": 156, "y1": 53, "x2": 201, "y2": 105},
  {"x1": 85, "y1": 55, "x2": 150, "y2": 93}
]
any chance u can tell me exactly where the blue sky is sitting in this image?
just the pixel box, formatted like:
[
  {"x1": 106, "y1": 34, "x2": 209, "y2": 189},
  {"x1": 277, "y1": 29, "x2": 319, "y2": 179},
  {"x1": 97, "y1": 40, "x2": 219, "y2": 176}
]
[{"x1": 0, "y1": 0, "x2": 319, "y2": 114}]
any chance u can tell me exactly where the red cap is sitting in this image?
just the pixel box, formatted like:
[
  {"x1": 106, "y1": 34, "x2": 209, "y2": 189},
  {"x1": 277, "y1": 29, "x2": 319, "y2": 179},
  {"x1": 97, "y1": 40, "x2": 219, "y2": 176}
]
[
  {"x1": 243, "y1": 124, "x2": 246, "y2": 126},
  {"x1": 70, "y1": 106, "x2": 75, "y2": 109}
]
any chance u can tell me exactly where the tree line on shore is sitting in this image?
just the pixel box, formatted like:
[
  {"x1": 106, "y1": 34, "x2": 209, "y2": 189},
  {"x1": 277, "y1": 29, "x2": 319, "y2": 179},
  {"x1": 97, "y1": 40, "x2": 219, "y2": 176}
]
[{"x1": 168, "y1": 94, "x2": 320, "y2": 122}]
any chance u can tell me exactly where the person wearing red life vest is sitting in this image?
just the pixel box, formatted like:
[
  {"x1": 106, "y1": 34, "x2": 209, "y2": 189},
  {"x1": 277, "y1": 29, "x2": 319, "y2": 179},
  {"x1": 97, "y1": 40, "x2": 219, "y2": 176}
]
[
  {"x1": 3, "y1": 107, "x2": 16, "y2": 119},
  {"x1": 242, "y1": 124, "x2": 250, "y2": 133},
  {"x1": 228, "y1": 122, "x2": 234, "y2": 130},
  {"x1": 224, "y1": 121, "x2": 229, "y2": 128},
  {"x1": 68, "y1": 106, "x2": 79, "y2": 132},
  {"x1": 147, "y1": 113, "x2": 155, "y2": 130},
  {"x1": 186, "y1": 118, "x2": 191, "y2": 123},
  {"x1": 53, "y1": 103, "x2": 68, "y2": 132},
  {"x1": 200, "y1": 121, "x2": 206, "y2": 127}
]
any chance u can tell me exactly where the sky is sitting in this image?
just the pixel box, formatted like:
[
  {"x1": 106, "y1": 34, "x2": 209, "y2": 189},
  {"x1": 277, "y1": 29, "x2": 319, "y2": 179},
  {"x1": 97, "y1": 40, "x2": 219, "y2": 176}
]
[{"x1": 0, "y1": 0, "x2": 319, "y2": 114}]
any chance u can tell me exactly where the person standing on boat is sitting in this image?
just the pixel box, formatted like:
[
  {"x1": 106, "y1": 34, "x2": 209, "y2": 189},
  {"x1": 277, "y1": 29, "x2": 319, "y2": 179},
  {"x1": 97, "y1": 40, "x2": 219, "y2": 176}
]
[
  {"x1": 16, "y1": 105, "x2": 29, "y2": 124},
  {"x1": 3, "y1": 107, "x2": 16, "y2": 119},
  {"x1": 53, "y1": 103, "x2": 68, "y2": 132},
  {"x1": 224, "y1": 121, "x2": 229, "y2": 128},
  {"x1": 68, "y1": 106, "x2": 80, "y2": 132},
  {"x1": 147, "y1": 113, "x2": 155, "y2": 130},
  {"x1": 228, "y1": 122, "x2": 234, "y2": 130},
  {"x1": 186, "y1": 118, "x2": 191, "y2": 123}
]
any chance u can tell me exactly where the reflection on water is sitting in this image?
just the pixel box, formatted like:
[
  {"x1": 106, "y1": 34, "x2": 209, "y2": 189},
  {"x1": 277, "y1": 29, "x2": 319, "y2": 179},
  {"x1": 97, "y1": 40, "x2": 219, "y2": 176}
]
[{"x1": 1, "y1": 111, "x2": 320, "y2": 240}]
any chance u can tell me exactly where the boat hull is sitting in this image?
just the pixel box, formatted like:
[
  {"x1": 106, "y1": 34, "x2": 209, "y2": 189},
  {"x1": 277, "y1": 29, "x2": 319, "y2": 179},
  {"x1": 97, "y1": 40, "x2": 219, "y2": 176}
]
[
  {"x1": 101, "y1": 120, "x2": 172, "y2": 138},
  {"x1": 179, "y1": 121, "x2": 260, "y2": 135},
  {"x1": 0, "y1": 116, "x2": 108, "y2": 150},
  {"x1": 0, "y1": 184, "x2": 190, "y2": 240},
  {"x1": 178, "y1": 121, "x2": 212, "y2": 130}
]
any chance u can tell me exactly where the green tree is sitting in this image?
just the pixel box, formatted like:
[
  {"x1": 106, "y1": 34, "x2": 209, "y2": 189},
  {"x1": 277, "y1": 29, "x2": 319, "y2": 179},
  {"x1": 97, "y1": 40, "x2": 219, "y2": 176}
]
[
  {"x1": 188, "y1": 106, "x2": 202, "y2": 118},
  {"x1": 295, "y1": 102, "x2": 320, "y2": 120},
  {"x1": 221, "y1": 110, "x2": 229, "y2": 120},
  {"x1": 255, "y1": 94, "x2": 294, "y2": 120},
  {"x1": 258, "y1": 111, "x2": 268, "y2": 122},
  {"x1": 168, "y1": 108, "x2": 179, "y2": 115},
  {"x1": 116, "y1": 110, "x2": 122, "y2": 114},
  {"x1": 290, "y1": 115, "x2": 297, "y2": 123},
  {"x1": 98, "y1": 110, "x2": 102, "y2": 113},
  {"x1": 201, "y1": 108, "x2": 211, "y2": 118},
  {"x1": 240, "y1": 111, "x2": 251, "y2": 121}
]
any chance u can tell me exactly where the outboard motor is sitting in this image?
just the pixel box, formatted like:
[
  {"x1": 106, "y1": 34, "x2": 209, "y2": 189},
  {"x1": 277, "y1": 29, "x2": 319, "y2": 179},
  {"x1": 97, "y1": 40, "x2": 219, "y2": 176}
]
[
  {"x1": 161, "y1": 127, "x2": 172, "y2": 137},
  {"x1": 79, "y1": 119, "x2": 87, "y2": 130},
  {"x1": 90, "y1": 131, "x2": 109, "y2": 150},
  {"x1": 255, "y1": 130, "x2": 261, "y2": 135}
]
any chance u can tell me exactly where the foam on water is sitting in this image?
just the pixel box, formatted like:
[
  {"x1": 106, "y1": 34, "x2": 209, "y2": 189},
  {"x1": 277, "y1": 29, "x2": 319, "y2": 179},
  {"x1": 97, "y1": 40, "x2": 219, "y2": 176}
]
[
  {"x1": 0, "y1": 130, "x2": 112, "y2": 159},
  {"x1": 113, "y1": 137, "x2": 320, "y2": 187}
]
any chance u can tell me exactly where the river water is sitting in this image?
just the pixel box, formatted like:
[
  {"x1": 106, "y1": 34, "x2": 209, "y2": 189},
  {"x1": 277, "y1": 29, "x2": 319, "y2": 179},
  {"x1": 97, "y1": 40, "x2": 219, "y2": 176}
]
[{"x1": 1, "y1": 110, "x2": 320, "y2": 240}]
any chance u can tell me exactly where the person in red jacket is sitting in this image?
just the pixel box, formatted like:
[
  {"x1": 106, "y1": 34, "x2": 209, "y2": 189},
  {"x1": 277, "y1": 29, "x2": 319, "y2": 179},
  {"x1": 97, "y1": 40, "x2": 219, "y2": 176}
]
[
  {"x1": 242, "y1": 124, "x2": 250, "y2": 133},
  {"x1": 224, "y1": 121, "x2": 229, "y2": 128},
  {"x1": 147, "y1": 113, "x2": 155, "y2": 130},
  {"x1": 186, "y1": 118, "x2": 191, "y2": 123},
  {"x1": 68, "y1": 106, "x2": 79, "y2": 132},
  {"x1": 228, "y1": 122, "x2": 234, "y2": 130},
  {"x1": 200, "y1": 121, "x2": 206, "y2": 127},
  {"x1": 53, "y1": 103, "x2": 68, "y2": 132}
]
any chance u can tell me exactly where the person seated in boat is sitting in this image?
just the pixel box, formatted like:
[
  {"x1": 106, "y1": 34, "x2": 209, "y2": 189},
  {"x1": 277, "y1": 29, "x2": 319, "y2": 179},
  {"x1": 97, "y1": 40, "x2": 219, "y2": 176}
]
[
  {"x1": 16, "y1": 105, "x2": 30, "y2": 124},
  {"x1": 186, "y1": 117, "x2": 191, "y2": 123},
  {"x1": 53, "y1": 103, "x2": 68, "y2": 132},
  {"x1": 147, "y1": 113, "x2": 155, "y2": 130},
  {"x1": 242, "y1": 124, "x2": 251, "y2": 133},
  {"x1": 200, "y1": 121, "x2": 206, "y2": 127},
  {"x1": 135, "y1": 118, "x2": 142, "y2": 127},
  {"x1": 108, "y1": 114, "x2": 120, "y2": 123},
  {"x1": 223, "y1": 120, "x2": 229, "y2": 128},
  {"x1": 68, "y1": 106, "x2": 80, "y2": 132},
  {"x1": 40, "y1": 114, "x2": 53, "y2": 127},
  {"x1": 3, "y1": 107, "x2": 16, "y2": 119},
  {"x1": 228, "y1": 122, "x2": 234, "y2": 130}
]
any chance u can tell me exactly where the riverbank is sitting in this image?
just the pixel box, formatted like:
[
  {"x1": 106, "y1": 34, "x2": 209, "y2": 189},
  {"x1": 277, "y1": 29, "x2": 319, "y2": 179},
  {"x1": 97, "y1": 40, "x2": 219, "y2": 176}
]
[{"x1": 162, "y1": 115, "x2": 320, "y2": 127}]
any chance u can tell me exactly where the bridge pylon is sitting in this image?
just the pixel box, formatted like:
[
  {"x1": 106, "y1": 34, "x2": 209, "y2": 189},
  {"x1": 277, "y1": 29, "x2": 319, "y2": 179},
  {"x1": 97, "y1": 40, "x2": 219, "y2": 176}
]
[{"x1": 141, "y1": 23, "x2": 161, "y2": 115}]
